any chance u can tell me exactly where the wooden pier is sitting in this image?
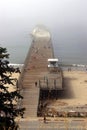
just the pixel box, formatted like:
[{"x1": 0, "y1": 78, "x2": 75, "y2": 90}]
[{"x1": 18, "y1": 26, "x2": 63, "y2": 117}]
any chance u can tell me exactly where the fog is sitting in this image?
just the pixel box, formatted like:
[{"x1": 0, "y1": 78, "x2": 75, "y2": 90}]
[{"x1": 0, "y1": 0, "x2": 87, "y2": 64}]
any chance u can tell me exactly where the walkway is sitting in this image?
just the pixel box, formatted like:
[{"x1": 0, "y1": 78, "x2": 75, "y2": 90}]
[
  {"x1": 18, "y1": 26, "x2": 63, "y2": 129},
  {"x1": 18, "y1": 38, "x2": 54, "y2": 117},
  {"x1": 18, "y1": 118, "x2": 87, "y2": 130}
]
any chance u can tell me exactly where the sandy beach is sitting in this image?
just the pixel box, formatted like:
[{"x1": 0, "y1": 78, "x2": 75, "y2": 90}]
[
  {"x1": 7, "y1": 73, "x2": 20, "y2": 92},
  {"x1": 9, "y1": 70, "x2": 87, "y2": 114},
  {"x1": 46, "y1": 70, "x2": 87, "y2": 112},
  {"x1": 10, "y1": 70, "x2": 87, "y2": 107},
  {"x1": 62, "y1": 70, "x2": 87, "y2": 106}
]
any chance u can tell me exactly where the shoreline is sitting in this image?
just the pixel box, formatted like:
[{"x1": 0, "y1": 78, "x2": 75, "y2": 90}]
[{"x1": 9, "y1": 63, "x2": 87, "y2": 71}]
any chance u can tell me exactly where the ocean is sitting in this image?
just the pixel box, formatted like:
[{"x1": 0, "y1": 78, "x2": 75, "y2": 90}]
[
  {"x1": 54, "y1": 42, "x2": 87, "y2": 65},
  {"x1": 4, "y1": 37, "x2": 87, "y2": 66}
]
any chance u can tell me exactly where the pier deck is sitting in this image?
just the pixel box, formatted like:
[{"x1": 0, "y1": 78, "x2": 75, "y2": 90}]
[{"x1": 18, "y1": 30, "x2": 62, "y2": 118}]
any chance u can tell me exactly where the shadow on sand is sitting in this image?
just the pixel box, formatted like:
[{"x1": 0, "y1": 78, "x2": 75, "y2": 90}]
[
  {"x1": 40, "y1": 77, "x2": 75, "y2": 100},
  {"x1": 57, "y1": 77, "x2": 75, "y2": 99}
]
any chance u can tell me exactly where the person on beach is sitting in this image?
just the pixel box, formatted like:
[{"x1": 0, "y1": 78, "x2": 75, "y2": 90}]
[
  {"x1": 35, "y1": 81, "x2": 37, "y2": 87},
  {"x1": 68, "y1": 67, "x2": 71, "y2": 71},
  {"x1": 43, "y1": 114, "x2": 46, "y2": 123}
]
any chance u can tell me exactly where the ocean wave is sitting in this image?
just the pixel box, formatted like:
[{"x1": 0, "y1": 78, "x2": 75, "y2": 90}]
[
  {"x1": 72, "y1": 64, "x2": 87, "y2": 67},
  {"x1": 8, "y1": 63, "x2": 24, "y2": 68},
  {"x1": 60, "y1": 63, "x2": 87, "y2": 68}
]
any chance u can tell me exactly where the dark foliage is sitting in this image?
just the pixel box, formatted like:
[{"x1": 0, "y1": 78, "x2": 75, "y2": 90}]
[{"x1": 0, "y1": 47, "x2": 25, "y2": 130}]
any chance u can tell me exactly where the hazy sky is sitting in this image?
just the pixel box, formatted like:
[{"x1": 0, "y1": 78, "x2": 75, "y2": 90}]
[
  {"x1": 0, "y1": 0, "x2": 87, "y2": 43},
  {"x1": 0, "y1": 0, "x2": 87, "y2": 63}
]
